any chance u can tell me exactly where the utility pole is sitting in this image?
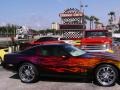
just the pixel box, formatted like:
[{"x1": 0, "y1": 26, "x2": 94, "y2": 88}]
[
  {"x1": 118, "y1": 17, "x2": 120, "y2": 32},
  {"x1": 80, "y1": 1, "x2": 88, "y2": 29}
]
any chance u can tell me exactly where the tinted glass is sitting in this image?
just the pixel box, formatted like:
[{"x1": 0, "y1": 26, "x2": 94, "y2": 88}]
[
  {"x1": 40, "y1": 46, "x2": 68, "y2": 56},
  {"x1": 21, "y1": 47, "x2": 36, "y2": 55},
  {"x1": 86, "y1": 31, "x2": 107, "y2": 37}
]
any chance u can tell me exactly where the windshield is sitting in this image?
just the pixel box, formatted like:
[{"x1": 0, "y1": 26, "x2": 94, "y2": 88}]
[
  {"x1": 64, "y1": 45, "x2": 86, "y2": 56},
  {"x1": 86, "y1": 31, "x2": 107, "y2": 37}
]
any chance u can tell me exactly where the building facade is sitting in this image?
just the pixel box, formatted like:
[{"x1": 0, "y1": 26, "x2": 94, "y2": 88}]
[
  {"x1": 51, "y1": 22, "x2": 59, "y2": 30},
  {"x1": 59, "y1": 8, "x2": 85, "y2": 39}
]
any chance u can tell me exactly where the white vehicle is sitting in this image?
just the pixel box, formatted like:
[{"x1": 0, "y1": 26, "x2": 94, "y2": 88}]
[{"x1": 16, "y1": 26, "x2": 29, "y2": 40}]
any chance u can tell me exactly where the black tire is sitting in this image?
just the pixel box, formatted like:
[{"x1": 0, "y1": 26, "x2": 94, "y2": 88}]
[
  {"x1": 19, "y1": 63, "x2": 39, "y2": 83},
  {"x1": 95, "y1": 64, "x2": 118, "y2": 87},
  {"x1": 1, "y1": 62, "x2": 7, "y2": 68},
  {"x1": 0, "y1": 57, "x2": 2, "y2": 65}
]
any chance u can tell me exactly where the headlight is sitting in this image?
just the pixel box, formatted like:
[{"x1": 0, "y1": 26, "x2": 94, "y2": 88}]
[
  {"x1": 102, "y1": 44, "x2": 110, "y2": 49},
  {"x1": 102, "y1": 45, "x2": 106, "y2": 48}
]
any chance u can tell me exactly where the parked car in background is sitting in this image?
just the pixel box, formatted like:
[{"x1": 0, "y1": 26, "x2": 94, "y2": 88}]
[
  {"x1": 80, "y1": 30, "x2": 112, "y2": 53},
  {"x1": 112, "y1": 41, "x2": 120, "y2": 47},
  {"x1": 30, "y1": 36, "x2": 74, "y2": 45},
  {"x1": 0, "y1": 48, "x2": 9, "y2": 64},
  {"x1": 19, "y1": 36, "x2": 65, "y2": 51},
  {"x1": 3, "y1": 43, "x2": 120, "y2": 86},
  {"x1": 30, "y1": 36, "x2": 61, "y2": 44},
  {"x1": 19, "y1": 36, "x2": 81, "y2": 51}
]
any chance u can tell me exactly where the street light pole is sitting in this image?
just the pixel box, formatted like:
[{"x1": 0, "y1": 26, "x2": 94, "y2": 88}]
[{"x1": 80, "y1": 3, "x2": 88, "y2": 29}]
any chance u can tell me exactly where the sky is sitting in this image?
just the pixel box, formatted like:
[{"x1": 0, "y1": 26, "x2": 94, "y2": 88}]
[{"x1": 0, "y1": 0, "x2": 119, "y2": 29}]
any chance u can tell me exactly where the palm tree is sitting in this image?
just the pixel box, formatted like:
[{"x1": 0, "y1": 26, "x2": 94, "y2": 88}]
[
  {"x1": 84, "y1": 15, "x2": 90, "y2": 21},
  {"x1": 89, "y1": 16, "x2": 95, "y2": 30},
  {"x1": 94, "y1": 17, "x2": 100, "y2": 29},
  {"x1": 84, "y1": 15, "x2": 100, "y2": 30},
  {"x1": 84, "y1": 15, "x2": 90, "y2": 28},
  {"x1": 108, "y1": 11, "x2": 115, "y2": 25}
]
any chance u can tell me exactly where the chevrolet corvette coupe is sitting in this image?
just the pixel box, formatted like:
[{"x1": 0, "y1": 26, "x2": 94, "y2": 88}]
[{"x1": 3, "y1": 43, "x2": 120, "y2": 86}]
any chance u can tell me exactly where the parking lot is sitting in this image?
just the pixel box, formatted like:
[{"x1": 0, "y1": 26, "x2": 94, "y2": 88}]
[{"x1": 1, "y1": 65, "x2": 120, "y2": 90}]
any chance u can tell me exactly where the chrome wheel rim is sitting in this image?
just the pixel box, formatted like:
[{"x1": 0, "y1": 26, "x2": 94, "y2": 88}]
[
  {"x1": 97, "y1": 66, "x2": 116, "y2": 86},
  {"x1": 19, "y1": 64, "x2": 35, "y2": 82}
]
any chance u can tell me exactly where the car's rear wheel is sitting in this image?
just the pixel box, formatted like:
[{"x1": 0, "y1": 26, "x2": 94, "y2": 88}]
[
  {"x1": 95, "y1": 64, "x2": 118, "y2": 87},
  {"x1": 19, "y1": 63, "x2": 39, "y2": 83}
]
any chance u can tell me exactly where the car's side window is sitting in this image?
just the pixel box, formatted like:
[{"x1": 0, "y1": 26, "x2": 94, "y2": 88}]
[
  {"x1": 22, "y1": 48, "x2": 36, "y2": 55},
  {"x1": 39, "y1": 46, "x2": 68, "y2": 56},
  {"x1": 54, "y1": 47, "x2": 68, "y2": 56}
]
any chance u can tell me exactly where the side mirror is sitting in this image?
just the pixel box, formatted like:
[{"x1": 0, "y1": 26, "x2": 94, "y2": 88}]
[
  {"x1": 61, "y1": 55, "x2": 66, "y2": 58},
  {"x1": 61, "y1": 55, "x2": 69, "y2": 59}
]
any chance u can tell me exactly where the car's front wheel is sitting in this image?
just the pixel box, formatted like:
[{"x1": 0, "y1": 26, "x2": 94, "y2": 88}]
[
  {"x1": 95, "y1": 64, "x2": 118, "y2": 87},
  {"x1": 19, "y1": 63, "x2": 39, "y2": 83}
]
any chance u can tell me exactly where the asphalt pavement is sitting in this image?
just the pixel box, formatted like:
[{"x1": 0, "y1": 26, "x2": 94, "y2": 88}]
[{"x1": 1, "y1": 66, "x2": 120, "y2": 90}]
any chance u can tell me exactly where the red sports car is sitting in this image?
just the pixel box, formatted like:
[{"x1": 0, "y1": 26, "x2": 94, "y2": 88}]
[
  {"x1": 19, "y1": 36, "x2": 64, "y2": 50},
  {"x1": 3, "y1": 43, "x2": 120, "y2": 86},
  {"x1": 30, "y1": 36, "x2": 60, "y2": 44}
]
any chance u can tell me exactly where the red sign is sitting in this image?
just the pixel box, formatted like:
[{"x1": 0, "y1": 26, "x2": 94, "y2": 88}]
[{"x1": 60, "y1": 13, "x2": 83, "y2": 17}]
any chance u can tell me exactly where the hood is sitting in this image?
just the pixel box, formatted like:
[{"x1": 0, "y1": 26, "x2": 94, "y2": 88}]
[
  {"x1": 81, "y1": 52, "x2": 120, "y2": 61},
  {"x1": 81, "y1": 37, "x2": 112, "y2": 43}
]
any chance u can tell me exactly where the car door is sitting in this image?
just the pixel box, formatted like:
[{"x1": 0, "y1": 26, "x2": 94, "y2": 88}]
[
  {"x1": 60, "y1": 45, "x2": 96, "y2": 74},
  {"x1": 37, "y1": 45, "x2": 70, "y2": 73},
  {"x1": 63, "y1": 56, "x2": 92, "y2": 73}
]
